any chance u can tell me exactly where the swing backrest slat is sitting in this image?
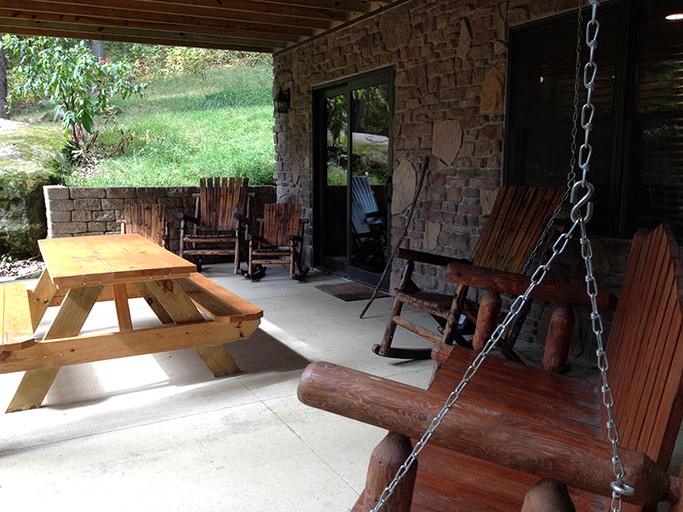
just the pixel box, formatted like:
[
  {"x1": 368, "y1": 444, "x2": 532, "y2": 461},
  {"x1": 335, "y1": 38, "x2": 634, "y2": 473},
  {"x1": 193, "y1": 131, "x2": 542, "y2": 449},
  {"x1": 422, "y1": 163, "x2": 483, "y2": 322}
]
[{"x1": 604, "y1": 224, "x2": 683, "y2": 468}]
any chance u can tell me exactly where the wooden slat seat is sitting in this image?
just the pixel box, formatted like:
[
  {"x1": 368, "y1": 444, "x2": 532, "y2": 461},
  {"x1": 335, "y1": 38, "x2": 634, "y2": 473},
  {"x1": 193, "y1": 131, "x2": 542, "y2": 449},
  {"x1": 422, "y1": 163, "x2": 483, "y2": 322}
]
[
  {"x1": 0, "y1": 282, "x2": 36, "y2": 351},
  {"x1": 300, "y1": 224, "x2": 683, "y2": 511}
]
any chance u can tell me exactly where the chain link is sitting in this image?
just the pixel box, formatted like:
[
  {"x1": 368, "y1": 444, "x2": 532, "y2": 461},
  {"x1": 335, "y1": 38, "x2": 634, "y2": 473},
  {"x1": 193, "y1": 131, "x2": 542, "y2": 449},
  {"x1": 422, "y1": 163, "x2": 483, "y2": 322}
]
[{"x1": 370, "y1": 1, "x2": 634, "y2": 510}]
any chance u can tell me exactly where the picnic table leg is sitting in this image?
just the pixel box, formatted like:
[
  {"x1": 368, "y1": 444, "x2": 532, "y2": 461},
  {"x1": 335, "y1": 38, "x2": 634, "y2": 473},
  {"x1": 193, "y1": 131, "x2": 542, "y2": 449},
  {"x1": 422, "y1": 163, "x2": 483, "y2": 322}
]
[
  {"x1": 136, "y1": 280, "x2": 242, "y2": 377},
  {"x1": 7, "y1": 285, "x2": 103, "y2": 413},
  {"x1": 112, "y1": 284, "x2": 133, "y2": 331},
  {"x1": 28, "y1": 269, "x2": 57, "y2": 331}
]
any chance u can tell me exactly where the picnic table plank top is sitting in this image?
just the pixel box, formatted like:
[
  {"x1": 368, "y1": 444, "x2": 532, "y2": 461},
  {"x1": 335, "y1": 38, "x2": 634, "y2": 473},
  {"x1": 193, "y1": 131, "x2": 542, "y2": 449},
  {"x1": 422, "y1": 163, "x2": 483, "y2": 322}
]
[{"x1": 39, "y1": 234, "x2": 197, "y2": 289}]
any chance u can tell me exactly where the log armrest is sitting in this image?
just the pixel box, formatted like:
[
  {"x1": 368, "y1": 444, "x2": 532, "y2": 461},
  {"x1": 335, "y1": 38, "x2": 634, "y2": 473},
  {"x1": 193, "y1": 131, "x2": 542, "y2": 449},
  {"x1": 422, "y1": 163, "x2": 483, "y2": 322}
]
[
  {"x1": 445, "y1": 260, "x2": 617, "y2": 312},
  {"x1": 397, "y1": 248, "x2": 471, "y2": 268},
  {"x1": 444, "y1": 260, "x2": 617, "y2": 371},
  {"x1": 297, "y1": 361, "x2": 676, "y2": 508}
]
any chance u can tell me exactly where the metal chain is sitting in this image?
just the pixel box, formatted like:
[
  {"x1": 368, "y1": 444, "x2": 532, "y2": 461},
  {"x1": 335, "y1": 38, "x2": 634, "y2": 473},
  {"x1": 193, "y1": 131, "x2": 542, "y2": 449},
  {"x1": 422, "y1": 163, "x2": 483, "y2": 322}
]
[
  {"x1": 370, "y1": 1, "x2": 634, "y2": 510},
  {"x1": 521, "y1": 0, "x2": 584, "y2": 276},
  {"x1": 572, "y1": 1, "x2": 634, "y2": 509}
]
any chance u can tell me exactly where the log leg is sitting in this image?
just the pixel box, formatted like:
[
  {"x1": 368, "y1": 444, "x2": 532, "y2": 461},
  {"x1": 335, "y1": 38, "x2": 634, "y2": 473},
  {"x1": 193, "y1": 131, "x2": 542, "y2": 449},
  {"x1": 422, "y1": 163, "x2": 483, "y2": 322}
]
[
  {"x1": 234, "y1": 232, "x2": 241, "y2": 275},
  {"x1": 289, "y1": 240, "x2": 295, "y2": 279},
  {"x1": 543, "y1": 304, "x2": 574, "y2": 373},
  {"x1": 440, "y1": 282, "x2": 469, "y2": 346},
  {"x1": 374, "y1": 260, "x2": 414, "y2": 356},
  {"x1": 472, "y1": 290, "x2": 502, "y2": 352},
  {"x1": 361, "y1": 433, "x2": 416, "y2": 512},
  {"x1": 521, "y1": 478, "x2": 576, "y2": 512}
]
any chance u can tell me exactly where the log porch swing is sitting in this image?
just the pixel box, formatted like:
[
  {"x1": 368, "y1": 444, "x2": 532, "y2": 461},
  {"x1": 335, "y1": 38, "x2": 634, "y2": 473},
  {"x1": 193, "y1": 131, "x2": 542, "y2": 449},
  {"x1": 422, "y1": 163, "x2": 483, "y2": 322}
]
[{"x1": 298, "y1": 2, "x2": 683, "y2": 511}]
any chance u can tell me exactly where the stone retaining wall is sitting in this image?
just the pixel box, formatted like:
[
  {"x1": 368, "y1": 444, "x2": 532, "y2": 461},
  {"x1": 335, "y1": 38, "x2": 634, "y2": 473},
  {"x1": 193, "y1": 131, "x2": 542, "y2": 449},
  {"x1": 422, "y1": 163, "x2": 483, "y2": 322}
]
[{"x1": 43, "y1": 185, "x2": 277, "y2": 254}]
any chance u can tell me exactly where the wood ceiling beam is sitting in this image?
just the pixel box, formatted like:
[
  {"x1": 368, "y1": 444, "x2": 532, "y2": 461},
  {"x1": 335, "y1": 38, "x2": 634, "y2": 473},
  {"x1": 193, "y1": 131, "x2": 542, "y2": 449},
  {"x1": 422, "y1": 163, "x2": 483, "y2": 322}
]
[
  {"x1": 0, "y1": 9, "x2": 302, "y2": 45},
  {"x1": 11, "y1": 2, "x2": 317, "y2": 39},
  {"x1": 43, "y1": 0, "x2": 352, "y2": 23},
  {"x1": 0, "y1": 18, "x2": 285, "y2": 51},
  {"x1": 250, "y1": 0, "x2": 374, "y2": 13},
  {"x1": 0, "y1": 24, "x2": 275, "y2": 52},
  {"x1": 15, "y1": 0, "x2": 331, "y2": 31}
]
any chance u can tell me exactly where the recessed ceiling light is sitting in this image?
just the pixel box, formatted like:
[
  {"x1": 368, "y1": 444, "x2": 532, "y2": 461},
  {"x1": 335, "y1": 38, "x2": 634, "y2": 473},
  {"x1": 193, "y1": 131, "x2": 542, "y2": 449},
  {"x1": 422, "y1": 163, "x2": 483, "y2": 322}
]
[{"x1": 665, "y1": 13, "x2": 683, "y2": 21}]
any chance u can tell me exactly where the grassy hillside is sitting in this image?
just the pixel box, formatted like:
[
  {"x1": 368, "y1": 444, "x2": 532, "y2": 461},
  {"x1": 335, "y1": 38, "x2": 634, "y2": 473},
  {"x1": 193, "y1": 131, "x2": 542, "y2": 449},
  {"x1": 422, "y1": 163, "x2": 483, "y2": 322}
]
[{"x1": 72, "y1": 64, "x2": 276, "y2": 187}]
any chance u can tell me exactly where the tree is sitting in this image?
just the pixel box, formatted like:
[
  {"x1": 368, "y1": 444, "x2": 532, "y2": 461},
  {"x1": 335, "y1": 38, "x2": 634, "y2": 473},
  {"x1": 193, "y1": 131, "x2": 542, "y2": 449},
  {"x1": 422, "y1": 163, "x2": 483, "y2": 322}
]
[
  {"x1": 88, "y1": 40, "x2": 105, "y2": 61},
  {"x1": 0, "y1": 35, "x2": 8, "y2": 119},
  {"x1": 2, "y1": 36, "x2": 145, "y2": 156}
]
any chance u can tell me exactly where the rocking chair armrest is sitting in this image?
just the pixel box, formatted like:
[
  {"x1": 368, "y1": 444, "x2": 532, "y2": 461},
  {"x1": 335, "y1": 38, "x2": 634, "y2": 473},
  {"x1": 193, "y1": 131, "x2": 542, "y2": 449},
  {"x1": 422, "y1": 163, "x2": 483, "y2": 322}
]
[
  {"x1": 397, "y1": 248, "x2": 471, "y2": 268},
  {"x1": 298, "y1": 361, "x2": 675, "y2": 507},
  {"x1": 445, "y1": 261, "x2": 617, "y2": 312},
  {"x1": 234, "y1": 212, "x2": 251, "y2": 224},
  {"x1": 179, "y1": 212, "x2": 200, "y2": 226}
]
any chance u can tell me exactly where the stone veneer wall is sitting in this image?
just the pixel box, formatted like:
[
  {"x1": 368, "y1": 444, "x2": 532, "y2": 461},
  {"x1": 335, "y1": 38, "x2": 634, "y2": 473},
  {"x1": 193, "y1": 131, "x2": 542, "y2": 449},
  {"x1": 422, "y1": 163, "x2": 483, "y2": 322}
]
[
  {"x1": 273, "y1": 0, "x2": 583, "y2": 288},
  {"x1": 272, "y1": 0, "x2": 634, "y2": 355},
  {"x1": 43, "y1": 185, "x2": 276, "y2": 254}
]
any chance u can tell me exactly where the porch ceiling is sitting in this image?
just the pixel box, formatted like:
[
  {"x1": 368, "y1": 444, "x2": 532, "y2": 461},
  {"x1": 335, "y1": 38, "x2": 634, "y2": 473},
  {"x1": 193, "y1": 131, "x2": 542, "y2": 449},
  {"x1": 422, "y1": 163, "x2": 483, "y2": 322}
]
[{"x1": 0, "y1": 0, "x2": 399, "y2": 53}]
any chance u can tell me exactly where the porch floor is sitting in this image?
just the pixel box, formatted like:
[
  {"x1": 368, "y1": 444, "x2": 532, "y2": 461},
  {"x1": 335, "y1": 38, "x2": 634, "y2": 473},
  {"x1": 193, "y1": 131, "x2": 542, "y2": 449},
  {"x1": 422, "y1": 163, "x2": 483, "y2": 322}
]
[{"x1": 0, "y1": 263, "x2": 680, "y2": 511}]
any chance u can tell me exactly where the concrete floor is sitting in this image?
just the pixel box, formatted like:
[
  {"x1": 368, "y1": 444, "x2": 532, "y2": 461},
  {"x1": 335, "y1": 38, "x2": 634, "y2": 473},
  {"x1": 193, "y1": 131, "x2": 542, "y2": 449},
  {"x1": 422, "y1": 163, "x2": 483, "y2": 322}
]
[
  {"x1": 1, "y1": 263, "x2": 681, "y2": 511},
  {"x1": 0, "y1": 264, "x2": 435, "y2": 512}
]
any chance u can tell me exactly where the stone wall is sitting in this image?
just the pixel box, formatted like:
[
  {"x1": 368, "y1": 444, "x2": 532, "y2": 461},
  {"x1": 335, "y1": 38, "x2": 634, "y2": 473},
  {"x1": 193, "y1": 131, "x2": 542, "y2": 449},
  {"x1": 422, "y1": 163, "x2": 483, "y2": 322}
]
[
  {"x1": 273, "y1": 0, "x2": 579, "y2": 285},
  {"x1": 43, "y1": 185, "x2": 276, "y2": 253},
  {"x1": 272, "y1": 0, "x2": 631, "y2": 358}
]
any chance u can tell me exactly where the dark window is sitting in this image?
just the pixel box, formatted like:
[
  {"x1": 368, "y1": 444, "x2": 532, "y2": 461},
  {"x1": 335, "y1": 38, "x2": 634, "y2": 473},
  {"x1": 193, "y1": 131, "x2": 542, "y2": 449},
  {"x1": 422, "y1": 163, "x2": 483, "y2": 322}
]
[{"x1": 506, "y1": 1, "x2": 683, "y2": 238}]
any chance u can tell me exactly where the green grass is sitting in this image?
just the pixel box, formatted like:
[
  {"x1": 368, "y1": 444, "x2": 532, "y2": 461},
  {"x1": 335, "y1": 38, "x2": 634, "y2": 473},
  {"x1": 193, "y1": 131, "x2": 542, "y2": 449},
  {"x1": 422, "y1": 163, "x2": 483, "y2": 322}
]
[{"x1": 70, "y1": 65, "x2": 276, "y2": 186}]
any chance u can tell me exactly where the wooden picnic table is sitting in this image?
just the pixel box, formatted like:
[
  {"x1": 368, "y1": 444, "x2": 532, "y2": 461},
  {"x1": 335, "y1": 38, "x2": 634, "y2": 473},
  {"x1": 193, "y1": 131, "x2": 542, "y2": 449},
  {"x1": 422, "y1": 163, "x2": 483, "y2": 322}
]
[{"x1": 0, "y1": 234, "x2": 263, "y2": 413}]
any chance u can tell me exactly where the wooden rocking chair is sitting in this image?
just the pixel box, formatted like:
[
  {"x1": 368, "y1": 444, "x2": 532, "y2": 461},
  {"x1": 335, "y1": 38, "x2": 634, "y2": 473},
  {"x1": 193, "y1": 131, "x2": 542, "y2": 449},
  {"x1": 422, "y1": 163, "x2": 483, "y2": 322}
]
[
  {"x1": 179, "y1": 177, "x2": 250, "y2": 274},
  {"x1": 351, "y1": 176, "x2": 386, "y2": 268},
  {"x1": 117, "y1": 202, "x2": 168, "y2": 248},
  {"x1": 376, "y1": 186, "x2": 565, "y2": 360},
  {"x1": 299, "y1": 224, "x2": 683, "y2": 511},
  {"x1": 245, "y1": 202, "x2": 309, "y2": 280}
]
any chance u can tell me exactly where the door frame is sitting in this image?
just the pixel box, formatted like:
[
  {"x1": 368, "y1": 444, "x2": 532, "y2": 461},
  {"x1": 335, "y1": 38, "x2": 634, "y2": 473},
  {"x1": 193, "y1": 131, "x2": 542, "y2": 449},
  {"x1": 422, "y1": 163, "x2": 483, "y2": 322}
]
[{"x1": 312, "y1": 67, "x2": 394, "y2": 285}]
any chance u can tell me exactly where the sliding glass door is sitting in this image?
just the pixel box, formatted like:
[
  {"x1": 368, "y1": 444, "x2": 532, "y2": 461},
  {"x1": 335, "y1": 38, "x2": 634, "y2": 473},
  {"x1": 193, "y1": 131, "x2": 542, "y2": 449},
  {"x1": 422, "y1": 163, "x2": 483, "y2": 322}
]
[{"x1": 313, "y1": 69, "x2": 393, "y2": 287}]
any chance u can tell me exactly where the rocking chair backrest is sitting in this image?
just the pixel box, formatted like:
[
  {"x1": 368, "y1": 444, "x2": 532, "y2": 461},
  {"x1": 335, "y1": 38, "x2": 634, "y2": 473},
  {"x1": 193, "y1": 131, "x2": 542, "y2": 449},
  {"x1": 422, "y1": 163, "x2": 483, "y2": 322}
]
[
  {"x1": 198, "y1": 177, "x2": 249, "y2": 232},
  {"x1": 122, "y1": 203, "x2": 166, "y2": 247},
  {"x1": 471, "y1": 186, "x2": 564, "y2": 272},
  {"x1": 604, "y1": 224, "x2": 683, "y2": 468},
  {"x1": 261, "y1": 203, "x2": 302, "y2": 247},
  {"x1": 350, "y1": 176, "x2": 382, "y2": 237}
]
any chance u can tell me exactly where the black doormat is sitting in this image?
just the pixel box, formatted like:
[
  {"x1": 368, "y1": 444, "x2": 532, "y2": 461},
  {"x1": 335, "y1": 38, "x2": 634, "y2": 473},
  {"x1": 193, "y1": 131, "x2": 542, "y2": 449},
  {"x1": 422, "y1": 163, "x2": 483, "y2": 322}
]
[{"x1": 315, "y1": 282, "x2": 389, "y2": 302}]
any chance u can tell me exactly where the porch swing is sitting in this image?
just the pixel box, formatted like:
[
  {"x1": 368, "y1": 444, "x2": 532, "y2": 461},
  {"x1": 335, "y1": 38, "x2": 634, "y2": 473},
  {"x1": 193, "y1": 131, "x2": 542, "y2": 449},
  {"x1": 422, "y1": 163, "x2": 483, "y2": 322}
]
[{"x1": 297, "y1": 1, "x2": 683, "y2": 511}]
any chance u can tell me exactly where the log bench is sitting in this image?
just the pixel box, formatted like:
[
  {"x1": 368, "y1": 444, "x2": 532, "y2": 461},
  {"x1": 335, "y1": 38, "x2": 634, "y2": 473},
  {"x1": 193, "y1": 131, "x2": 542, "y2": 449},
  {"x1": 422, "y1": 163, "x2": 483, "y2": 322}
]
[{"x1": 299, "y1": 225, "x2": 683, "y2": 511}]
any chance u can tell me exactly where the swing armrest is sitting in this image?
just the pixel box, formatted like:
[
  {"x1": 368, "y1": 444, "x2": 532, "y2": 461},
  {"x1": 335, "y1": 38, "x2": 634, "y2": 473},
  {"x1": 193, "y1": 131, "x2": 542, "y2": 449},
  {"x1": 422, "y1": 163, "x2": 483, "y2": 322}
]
[
  {"x1": 298, "y1": 361, "x2": 676, "y2": 508},
  {"x1": 445, "y1": 260, "x2": 617, "y2": 312},
  {"x1": 397, "y1": 248, "x2": 471, "y2": 268}
]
